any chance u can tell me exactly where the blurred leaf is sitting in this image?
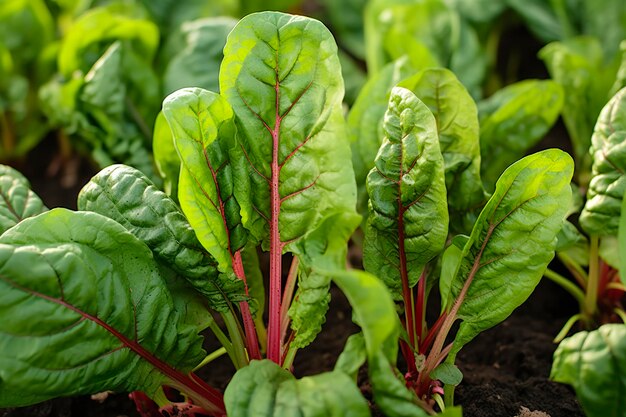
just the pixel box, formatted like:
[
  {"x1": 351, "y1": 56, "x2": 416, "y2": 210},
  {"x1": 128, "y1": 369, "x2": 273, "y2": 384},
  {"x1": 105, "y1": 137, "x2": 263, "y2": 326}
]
[{"x1": 479, "y1": 79, "x2": 564, "y2": 190}]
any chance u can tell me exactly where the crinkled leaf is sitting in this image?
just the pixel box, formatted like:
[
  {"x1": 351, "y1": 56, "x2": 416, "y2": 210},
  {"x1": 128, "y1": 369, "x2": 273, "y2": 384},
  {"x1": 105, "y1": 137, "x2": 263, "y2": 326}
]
[
  {"x1": 349, "y1": 57, "x2": 416, "y2": 219},
  {"x1": 220, "y1": 12, "x2": 357, "y2": 249},
  {"x1": 77, "y1": 164, "x2": 245, "y2": 311},
  {"x1": 163, "y1": 88, "x2": 250, "y2": 271},
  {"x1": 363, "y1": 87, "x2": 448, "y2": 300},
  {"x1": 224, "y1": 359, "x2": 370, "y2": 417},
  {"x1": 0, "y1": 209, "x2": 205, "y2": 407},
  {"x1": 290, "y1": 212, "x2": 361, "y2": 348},
  {"x1": 153, "y1": 111, "x2": 180, "y2": 199},
  {"x1": 398, "y1": 68, "x2": 485, "y2": 233},
  {"x1": 0, "y1": 164, "x2": 47, "y2": 234},
  {"x1": 445, "y1": 149, "x2": 574, "y2": 356},
  {"x1": 163, "y1": 17, "x2": 237, "y2": 96},
  {"x1": 581, "y1": 87, "x2": 626, "y2": 236},
  {"x1": 551, "y1": 324, "x2": 626, "y2": 417},
  {"x1": 478, "y1": 79, "x2": 564, "y2": 190},
  {"x1": 540, "y1": 37, "x2": 620, "y2": 174}
]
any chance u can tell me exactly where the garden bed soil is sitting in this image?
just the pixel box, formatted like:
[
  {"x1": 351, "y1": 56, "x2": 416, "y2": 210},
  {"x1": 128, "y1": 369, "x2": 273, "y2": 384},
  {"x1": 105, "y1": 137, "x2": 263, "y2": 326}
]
[{"x1": 1, "y1": 138, "x2": 584, "y2": 417}]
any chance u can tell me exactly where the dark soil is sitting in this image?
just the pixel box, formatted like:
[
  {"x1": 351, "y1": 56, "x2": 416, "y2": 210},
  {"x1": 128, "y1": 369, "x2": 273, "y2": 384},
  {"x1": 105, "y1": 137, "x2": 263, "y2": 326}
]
[{"x1": 1, "y1": 138, "x2": 584, "y2": 417}]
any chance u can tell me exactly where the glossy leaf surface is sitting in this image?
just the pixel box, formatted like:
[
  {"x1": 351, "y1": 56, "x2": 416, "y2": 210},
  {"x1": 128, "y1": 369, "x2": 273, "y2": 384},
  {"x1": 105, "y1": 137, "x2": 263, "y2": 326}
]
[
  {"x1": 163, "y1": 87, "x2": 249, "y2": 271},
  {"x1": 224, "y1": 360, "x2": 370, "y2": 417},
  {"x1": 152, "y1": 111, "x2": 180, "y2": 200},
  {"x1": 77, "y1": 164, "x2": 244, "y2": 311},
  {"x1": 220, "y1": 11, "x2": 357, "y2": 248},
  {"x1": 580, "y1": 87, "x2": 626, "y2": 236},
  {"x1": 444, "y1": 149, "x2": 574, "y2": 355},
  {"x1": 0, "y1": 209, "x2": 205, "y2": 406},
  {"x1": 552, "y1": 324, "x2": 626, "y2": 417},
  {"x1": 478, "y1": 79, "x2": 564, "y2": 190},
  {"x1": 398, "y1": 68, "x2": 484, "y2": 232},
  {"x1": 363, "y1": 87, "x2": 448, "y2": 299},
  {"x1": 0, "y1": 164, "x2": 47, "y2": 234}
]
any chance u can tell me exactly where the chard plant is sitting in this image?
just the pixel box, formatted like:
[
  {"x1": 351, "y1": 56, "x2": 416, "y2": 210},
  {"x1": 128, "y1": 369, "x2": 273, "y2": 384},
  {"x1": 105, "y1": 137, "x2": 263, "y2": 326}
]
[
  {"x1": 0, "y1": 12, "x2": 399, "y2": 417},
  {"x1": 547, "y1": 87, "x2": 626, "y2": 417},
  {"x1": 352, "y1": 85, "x2": 574, "y2": 415}
]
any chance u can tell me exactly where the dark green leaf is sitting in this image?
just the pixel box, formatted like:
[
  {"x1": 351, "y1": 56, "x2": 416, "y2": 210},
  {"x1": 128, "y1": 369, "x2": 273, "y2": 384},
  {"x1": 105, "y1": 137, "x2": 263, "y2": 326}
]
[
  {"x1": 445, "y1": 149, "x2": 574, "y2": 356},
  {"x1": 479, "y1": 80, "x2": 564, "y2": 190},
  {"x1": 0, "y1": 164, "x2": 47, "y2": 234},
  {"x1": 363, "y1": 87, "x2": 448, "y2": 300},
  {"x1": 0, "y1": 209, "x2": 205, "y2": 406},
  {"x1": 551, "y1": 324, "x2": 626, "y2": 417},
  {"x1": 581, "y1": 87, "x2": 626, "y2": 236},
  {"x1": 77, "y1": 164, "x2": 245, "y2": 311},
  {"x1": 224, "y1": 360, "x2": 370, "y2": 417}
]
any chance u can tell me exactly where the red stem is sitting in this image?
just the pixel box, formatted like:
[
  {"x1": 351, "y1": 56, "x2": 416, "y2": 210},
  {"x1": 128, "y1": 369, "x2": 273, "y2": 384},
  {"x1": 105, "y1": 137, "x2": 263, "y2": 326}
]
[
  {"x1": 233, "y1": 251, "x2": 261, "y2": 360},
  {"x1": 267, "y1": 72, "x2": 284, "y2": 365},
  {"x1": 419, "y1": 312, "x2": 448, "y2": 355},
  {"x1": 415, "y1": 269, "x2": 427, "y2": 347}
]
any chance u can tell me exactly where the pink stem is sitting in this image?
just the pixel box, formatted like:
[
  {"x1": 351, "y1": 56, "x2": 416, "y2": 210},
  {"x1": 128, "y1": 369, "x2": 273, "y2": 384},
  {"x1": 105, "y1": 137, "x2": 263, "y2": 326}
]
[
  {"x1": 280, "y1": 256, "x2": 300, "y2": 343},
  {"x1": 233, "y1": 251, "x2": 261, "y2": 360}
]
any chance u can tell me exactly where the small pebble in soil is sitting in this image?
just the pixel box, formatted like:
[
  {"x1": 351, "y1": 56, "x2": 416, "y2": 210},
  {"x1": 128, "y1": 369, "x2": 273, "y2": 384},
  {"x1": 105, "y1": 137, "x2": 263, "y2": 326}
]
[{"x1": 516, "y1": 406, "x2": 551, "y2": 417}]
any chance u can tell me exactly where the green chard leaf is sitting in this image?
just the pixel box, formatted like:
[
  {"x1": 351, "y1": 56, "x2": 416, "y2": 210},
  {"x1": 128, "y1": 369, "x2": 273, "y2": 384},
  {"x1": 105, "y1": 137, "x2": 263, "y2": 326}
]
[
  {"x1": 443, "y1": 149, "x2": 574, "y2": 356},
  {"x1": 224, "y1": 359, "x2": 370, "y2": 417},
  {"x1": 398, "y1": 68, "x2": 485, "y2": 233},
  {"x1": 363, "y1": 87, "x2": 449, "y2": 300},
  {"x1": 619, "y1": 194, "x2": 626, "y2": 283},
  {"x1": 77, "y1": 164, "x2": 245, "y2": 312},
  {"x1": 0, "y1": 165, "x2": 47, "y2": 234},
  {"x1": 580, "y1": 87, "x2": 626, "y2": 236},
  {"x1": 163, "y1": 88, "x2": 250, "y2": 272},
  {"x1": 478, "y1": 79, "x2": 564, "y2": 191},
  {"x1": 220, "y1": 11, "x2": 357, "y2": 250},
  {"x1": 0, "y1": 209, "x2": 206, "y2": 407},
  {"x1": 348, "y1": 57, "x2": 417, "y2": 219},
  {"x1": 321, "y1": 0, "x2": 368, "y2": 59},
  {"x1": 552, "y1": 324, "x2": 626, "y2": 417}
]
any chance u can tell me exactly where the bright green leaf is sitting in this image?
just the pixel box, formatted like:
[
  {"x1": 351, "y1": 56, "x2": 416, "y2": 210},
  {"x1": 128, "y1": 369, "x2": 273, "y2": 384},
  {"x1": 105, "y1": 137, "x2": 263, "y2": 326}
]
[
  {"x1": 363, "y1": 87, "x2": 448, "y2": 300},
  {"x1": 153, "y1": 111, "x2": 180, "y2": 200},
  {"x1": 445, "y1": 149, "x2": 574, "y2": 356}
]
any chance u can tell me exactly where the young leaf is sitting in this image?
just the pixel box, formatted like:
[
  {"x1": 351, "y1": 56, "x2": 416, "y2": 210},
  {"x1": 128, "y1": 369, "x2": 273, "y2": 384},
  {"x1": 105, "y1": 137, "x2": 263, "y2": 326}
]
[
  {"x1": 0, "y1": 209, "x2": 211, "y2": 408},
  {"x1": 163, "y1": 87, "x2": 250, "y2": 272},
  {"x1": 580, "y1": 87, "x2": 626, "y2": 236},
  {"x1": 220, "y1": 11, "x2": 357, "y2": 249},
  {"x1": 398, "y1": 68, "x2": 485, "y2": 232},
  {"x1": 77, "y1": 164, "x2": 245, "y2": 311},
  {"x1": 478, "y1": 79, "x2": 564, "y2": 190},
  {"x1": 363, "y1": 87, "x2": 448, "y2": 300},
  {"x1": 348, "y1": 57, "x2": 416, "y2": 218},
  {"x1": 0, "y1": 164, "x2": 47, "y2": 234},
  {"x1": 551, "y1": 324, "x2": 626, "y2": 417},
  {"x1": 224, "y1": 360, "x2": 370, "y2": 417},
  {"x1": 444, "y1": 149, "x2": 574, "y2": 356}
]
